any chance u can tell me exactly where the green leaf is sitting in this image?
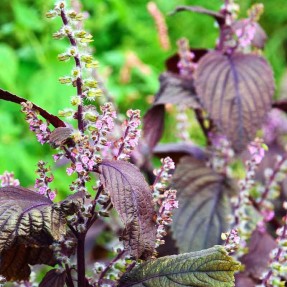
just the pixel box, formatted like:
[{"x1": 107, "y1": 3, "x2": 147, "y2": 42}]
[
  {"x1": 171, "y1": 156, "x2": 235, "y2": 252},
  {"x1": 0, "y1": 44, "x2": 18, "y2": 89},
  {"x1": 119, "y1": 245, "x2": 241, "y2": 287}
]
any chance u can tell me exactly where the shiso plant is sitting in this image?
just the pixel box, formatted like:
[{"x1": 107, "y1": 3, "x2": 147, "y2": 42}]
[{"x1": 1, "y1": 0, "x2": 287, "y2": 287}]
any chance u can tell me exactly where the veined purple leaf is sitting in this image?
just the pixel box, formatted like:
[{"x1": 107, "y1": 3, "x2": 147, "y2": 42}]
[
  {"x1": 99, "y1": 160, "x2": 156, "y2": 259},
  {"x1": 0, "y1": 244, "x2": 56, "y2": 281},
  {"x1": 0, "y1": 186, "x2": 66, "y2": 252},
  {"x1": 119, "y1": 245, "x2": 240, "y2": 287},
  {"x1": 0, "y1": 89, "x2": 66, "y2": 128},
  {"x1": 171, "y1": 156, "x2": 235, "y2": 252},
  {"x1": 39, "y1": 269, "x2": 67, "y2": 287},
  {"x1": 195, "y1": 51, "x2": 274, "y2": 152}
]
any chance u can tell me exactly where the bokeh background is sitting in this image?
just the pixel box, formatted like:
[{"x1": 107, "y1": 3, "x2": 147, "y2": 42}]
[{"x1": 0, "y1": 0, "x2": 287, "y2": 198}]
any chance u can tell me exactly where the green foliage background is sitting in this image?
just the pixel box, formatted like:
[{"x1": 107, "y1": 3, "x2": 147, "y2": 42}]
[{"x1": 0, "y1": 0, "x2": 287, "y2": 199}]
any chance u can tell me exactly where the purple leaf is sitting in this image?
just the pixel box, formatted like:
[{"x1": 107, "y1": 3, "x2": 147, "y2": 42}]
[
  {"x1": 0, "y1": 186, "x2": 66, "y2": 252},
  {"x1": 143, "y1": 105, "x2": 165, "y2": 149},
  {"x1": 235, "y1": 273, "x2": 256, "y2": 287},
  {"x1": 154, "y1": 72, "x2": 199, "y2": 108},
  {"x1": 272, "y1": 99, "x2": 287, "y2": 113},
  {"x1": 195, "y1": 51, "x2": 274, "y2": 152},
  {"x1": 166, "y1": 49, "x2": 208, "y2": 74},
  {"x1": 143, "y1": 72, "x2": 200, "y2": 149},
  {"x1": 59, "y1": 190, "x2": 85, "y2": 215},
  {"x1": 39, "y1": 269, "x2": 67, "y2": 287},
  {"x1": 0, "y1": 89, "x2": 66, "y2": 128},
  {"x1": 239, "y1": 229, "x2": 276, "y2": 280},
  {"x1": 0, "y1": 244, "x2": 56, "y2": 281},
  {"x1": 49, "y1": 127, "x2": 74, "y2": 148},
  {"x1": 99, "y1": 160, "x2": 156, "y2": 259},
  {"x1": 232, "y1": 20, "x2": 267, "y2": 49},
  {"x1": 153, "y1": 142, "x2": 207, "y2": 164},
  {"x1": 171, "y1": 156, "x2": 235, "y2": 252}
]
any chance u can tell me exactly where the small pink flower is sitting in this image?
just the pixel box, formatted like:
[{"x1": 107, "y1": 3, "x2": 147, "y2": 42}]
[
  {"x1": 82, "y1": 156, "x2": 89, "y2": 164},
  {"x1": 261, "y1": 209, "x2": 275, "y2": 222},
  {"x1": 88, "y1": 160, "x2": 94, "y2": 170},
  {"x1": 66, "y1": 167, "x2": 74, "y2": 176},
  {"x1": 40, "y1": 123, "x2": 47, "y2": 132},
  {"x1": 38, "y1": 186, "x2": 47, "y2": 194},
  {"x1": 49, "y1": 191, "x2": 56, "y2": 201},
  {"x1": 248, "y1": 141, "x2": 265, "y2": 164},
  {"x1": 75, "y1": 163, "x2": 84, "y2": 173}
]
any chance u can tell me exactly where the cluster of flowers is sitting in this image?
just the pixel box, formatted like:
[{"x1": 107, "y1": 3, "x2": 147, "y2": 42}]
[
  {"x1": 256, "y1": 154, "x2": 287, "y2": 228},
  {"x1": 147, "y1": 2, "x2": 170, "y2": 51},
  {"x1": 208, "y1": 132, "x2": 234, "y2": 175},
  {"x1": 232, "y1": 138, "x2": 266, "y2": 255},
  {"x1": 21, "y1": 102, "x2": 51, "y2": 145},
  {"x1": 152, "y1": 157, "x2": 178, "y2": 249},
  {"x1": 222, "y1": 229, "x2": 240, "y2": 253},
  {"x1": 46, "y1": 0, "x2": 102, "y2": 129},
  {"x1": 114, "y1": 109, "x2": 141, "y2": 160},
  {"x1": 221, "y1": 0, "x2": 239, "y2": 27},
  {"x1": 259, "y1": 202, "x2": 287, "y2": 287},
  {"x1": 175, "y1": 106, "x2": 190, "y2": 142},
  {"x1": 235, "y1": 4, "x2": 264, "y2": 49},
  {"x1": 34, "y1": 161, "x2": 56, "y2": 200},
  {"x1": 0, "y1": 171, "x2": 20, "y2": 187},
  {"x1": 219, "y1": 1, "x2": 264, "y2": 52},
  {"x1": 177, "y1": 38, "x2": 197, "y2": 78}
]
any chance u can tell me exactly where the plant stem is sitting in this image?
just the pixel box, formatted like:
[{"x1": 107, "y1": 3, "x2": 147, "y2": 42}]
[
  {"x1": 60, "y1": 7, "x2": 85, "y2": 133},
  {"x1": 98, "y1": 250, "x2": 126, "y2": 284},
  {"x1": 65, "y1": 264, "x2": 75, "y2": 287},
  {"x1": 77, "y1": 233, "x2": 86, "y2": 287}
]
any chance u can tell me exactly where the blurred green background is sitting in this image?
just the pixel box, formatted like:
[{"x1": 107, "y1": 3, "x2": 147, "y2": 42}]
[{"x1": 0, "y1": 0, "x2": 287, "y2": 198}]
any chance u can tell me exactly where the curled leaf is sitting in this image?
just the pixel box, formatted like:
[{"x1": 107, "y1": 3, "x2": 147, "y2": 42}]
[
  {"x1": 99, "y1": 160, "x2": 156, "y2": 259},
  {"x1": 195, "y1": 51, "x2": 274, "y2": 152},
  {"x1": 119, "y1": 245, "x2": 241, "y2": 287},
  {"x1": 0, "y1": 186, "x2": 67, "y2": 280},
  {"x1": 49, "y1": 127, "x2": 73, "y2": 148},
  {"x1": 171, "y1": 156, "x2": 234, "y2": 252},
  {"x1": 59, "y1": 190, "x2": 85, "y2": 216}
]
